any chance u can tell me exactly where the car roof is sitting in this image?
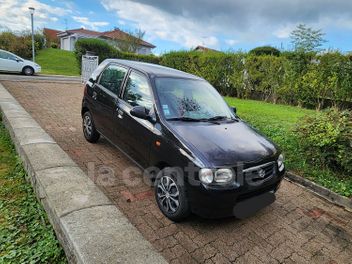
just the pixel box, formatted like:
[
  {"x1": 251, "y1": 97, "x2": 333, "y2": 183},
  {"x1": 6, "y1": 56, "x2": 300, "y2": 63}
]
[
  {"x1": 103, "y1": 59, "x2": 203, "y2": 80},
  {"x1": 0, "y1": 49, "x2": 12, "y2": 54}
]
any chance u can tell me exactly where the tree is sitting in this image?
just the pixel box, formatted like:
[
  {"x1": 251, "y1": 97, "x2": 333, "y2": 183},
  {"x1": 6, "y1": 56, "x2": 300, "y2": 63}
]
[
  {"x1": 290, "y1": 24, "x2": 326, "y2": 52},
  {"x1": 249, "y1": 46, "x2": 280, "y2": 56},
  {"x1": 116, "y1": 28, "x2": 146, "y2": 53}
]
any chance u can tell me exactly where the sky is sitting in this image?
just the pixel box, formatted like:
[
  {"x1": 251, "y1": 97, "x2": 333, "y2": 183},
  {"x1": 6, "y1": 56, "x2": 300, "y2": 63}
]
[{"x1": 1, "y1": 0, "x2": 352, "y2": 54}]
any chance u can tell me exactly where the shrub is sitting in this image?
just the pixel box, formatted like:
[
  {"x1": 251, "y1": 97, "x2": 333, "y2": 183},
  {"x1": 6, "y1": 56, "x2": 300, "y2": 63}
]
[
  {"x1": 74, "y1": 38, "x2": 115, "y2": 69},
  {"x1": 118, "y1": 51, "x2": 160, "y2": 64},
  {"x1": 249, "y1": 46, "x2": 280, "y2": 56},
  {"x1": 0, "y1": 31, "x2": 44, "y2": 59},
  {"x1": 161, "y1": 50, "x2": 244, "y2": 96},
  {"x1": 74, "y1": 38, "x2": 160, "y2": 71},
  {"x1": 296, "y1": 108, "x2": 352, "y2": 175},
  {"x1": 50, "y1": 42, "x2": 58, "y2": 49}
]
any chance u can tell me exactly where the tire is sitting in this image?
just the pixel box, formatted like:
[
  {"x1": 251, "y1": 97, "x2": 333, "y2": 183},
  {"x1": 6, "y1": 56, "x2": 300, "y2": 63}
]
[
  {"x1": 155, "y1": 167, "x2": 190, "y2": 221},
  {"x1": 23, "y1": 66, "x2": 34, "y2": 76},
  {"x1": 82, "y1": 111, "x2": 100, "y2": 143}
]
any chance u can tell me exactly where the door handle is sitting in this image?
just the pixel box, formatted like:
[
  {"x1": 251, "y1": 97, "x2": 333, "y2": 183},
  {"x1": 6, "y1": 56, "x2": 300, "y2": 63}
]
[
  {"x1": 116, "y1": 108, "x2": 124, "y2": 119},
  {"x1": 92, "y1": 91, "x2": 97, "y2": 100}
]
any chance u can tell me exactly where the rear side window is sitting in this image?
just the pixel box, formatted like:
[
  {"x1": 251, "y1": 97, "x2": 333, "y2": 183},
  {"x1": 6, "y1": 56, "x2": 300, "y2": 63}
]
[
  {"x1": 123, "y1": 71, "x2": 153, "y2": 110},
  {"x1": 99, "y1": 64, "x2": 127, "y2": 95},
  {"x1": 0, "y1": 51, "x2": 15, "y2": 60}
]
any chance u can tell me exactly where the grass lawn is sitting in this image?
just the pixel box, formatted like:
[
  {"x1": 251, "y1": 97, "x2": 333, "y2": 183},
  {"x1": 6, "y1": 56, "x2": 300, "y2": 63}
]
[
  {"x1": 225, "y1": 97, "x2": 352, "y2": 197},
  {"x1": 36, "y1": 48, "x2": 80, "y2": 76},
  {"x1": 0, "y1": 118, "x2": 67, "y2": 263}
]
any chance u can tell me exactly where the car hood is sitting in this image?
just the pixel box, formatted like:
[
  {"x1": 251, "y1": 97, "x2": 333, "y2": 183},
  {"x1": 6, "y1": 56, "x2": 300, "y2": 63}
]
[{"x1": 170, "y1": 120, "x2": 278, "y2": 167}]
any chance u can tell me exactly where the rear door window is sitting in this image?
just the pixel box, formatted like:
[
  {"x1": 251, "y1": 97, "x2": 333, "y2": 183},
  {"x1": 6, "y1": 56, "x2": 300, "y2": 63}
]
[
  {"x1": 0, "y1": 51, "x2": 11, "y2": 59},
  {"x1": 99, "y1": 64, "x2": 127, "y2": 95}
]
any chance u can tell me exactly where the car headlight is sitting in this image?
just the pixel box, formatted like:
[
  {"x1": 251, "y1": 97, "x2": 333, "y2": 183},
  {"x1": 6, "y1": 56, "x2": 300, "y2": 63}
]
[
  {"x1": 277, "y1": 154, "x2": 284, "y2": 172},
  {"x1": 199, "y1": 168, "x2": 234, "y2": 184},
  {"x1": 214, "y1": 168, "x2": 233, "y2": 183},
  {"x1": 199, "y1": 168, "x2": 213, "y2": 184}
]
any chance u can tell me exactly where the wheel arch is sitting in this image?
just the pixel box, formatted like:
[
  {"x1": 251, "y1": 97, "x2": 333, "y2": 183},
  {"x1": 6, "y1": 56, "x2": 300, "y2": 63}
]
[{"x1": 81, "y1": 106, "x2": 89, "y2": 117}]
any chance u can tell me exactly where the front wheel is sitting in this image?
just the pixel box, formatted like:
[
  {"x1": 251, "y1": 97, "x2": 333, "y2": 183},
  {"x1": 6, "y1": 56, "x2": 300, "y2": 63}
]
[
  {"x1": 82, "y1": 111, "x2": 100, "y2": 143},
  {"x1": 23, "y1": 66, "x2": 34, "y2": 76},
  {"x1": 155, "y1": 168, "x2": 190, "y2": 221}
]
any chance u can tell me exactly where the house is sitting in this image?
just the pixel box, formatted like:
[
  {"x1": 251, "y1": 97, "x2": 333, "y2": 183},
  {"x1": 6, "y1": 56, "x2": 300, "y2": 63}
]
[
  {"x1": 100, "y1": 30, "x2": 155, "y2": 55},
  {"x1": 57, "y1": 28, "x2": 156, "y2": 55},
  {"x1": 194, "y1": 45, "x2": 220, "y2": 52},
  {"x1": 57, "y1": 28, "x2": 102, "y2": 51}
]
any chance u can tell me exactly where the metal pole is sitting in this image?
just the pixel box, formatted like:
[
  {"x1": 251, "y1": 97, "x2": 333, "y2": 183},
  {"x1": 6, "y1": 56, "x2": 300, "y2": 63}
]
[{"x1": 29, "y1": 8, "x2": 35, "y2": 62}]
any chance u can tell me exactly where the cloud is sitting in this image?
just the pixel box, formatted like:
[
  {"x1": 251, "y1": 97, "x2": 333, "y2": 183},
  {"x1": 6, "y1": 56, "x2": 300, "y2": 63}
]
[
  {"x1": 72, "y1": 16, "x2": 109, "y2": 30},
  {"x1": 0, "y1": 0, "x2": 68, "y2": 31},
  {"x1": 101, "y1": 0, "x2": 219, "y2": 49},
  {"x1": 273, "y1": 25, "x2": 296, "y2": 39},
  {"x1": 118, "y1": 20, "x2": 126, "y2": 25},
  {"x1": 225, "y1": 39, "x2": 239, "y2": 46},
  {"x1": 101, "y1": 0, "x2": 352, "y2": 48}
]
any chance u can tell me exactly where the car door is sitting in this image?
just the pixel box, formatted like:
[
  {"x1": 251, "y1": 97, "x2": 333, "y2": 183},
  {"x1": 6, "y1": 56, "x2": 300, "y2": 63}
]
[
  {"x1": 90, "y1": 63, "x2": 128, "y2": 140},
  {"x1": 114, "y1": 70, "x2": 155, "y2": 168},
  {"x1": 0, "y1": 51, "x2": 22, "y2": 72}
]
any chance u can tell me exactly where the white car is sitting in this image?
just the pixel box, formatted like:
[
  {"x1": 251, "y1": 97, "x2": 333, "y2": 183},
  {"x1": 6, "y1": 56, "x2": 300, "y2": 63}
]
[{"x1": 0, "y1": 49, "x2": 41, "y2": 75}]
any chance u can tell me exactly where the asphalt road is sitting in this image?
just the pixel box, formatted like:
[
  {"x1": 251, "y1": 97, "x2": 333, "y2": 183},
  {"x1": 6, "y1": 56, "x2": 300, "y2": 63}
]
[{"x1": 0, "y1": 73, "x2": 82, "y2": 83}]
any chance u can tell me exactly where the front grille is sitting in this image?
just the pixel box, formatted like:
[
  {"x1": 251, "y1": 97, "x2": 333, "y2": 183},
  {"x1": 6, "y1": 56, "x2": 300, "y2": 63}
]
[
  {"x1": 243, "y1": 161, "x2": 276, "y2": 183},
  {"x1": 237, "y1": 183, "x2": 277, "y2": 201}
]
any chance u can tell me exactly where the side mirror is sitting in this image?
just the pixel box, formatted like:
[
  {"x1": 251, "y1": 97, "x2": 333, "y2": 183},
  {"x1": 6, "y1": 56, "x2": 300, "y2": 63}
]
[
  {"x1": 130, "y1": 106, "x2": 150, "y2": 120},
  {"x1": 231, "y1": 106, "x2": 237, "y2": 114},
  {"x1": 15, "y1": 58, "x2": 23, "y2": 63},
  {"x1": 88, "y1": 77, "x2": 96, "y2": 83}
]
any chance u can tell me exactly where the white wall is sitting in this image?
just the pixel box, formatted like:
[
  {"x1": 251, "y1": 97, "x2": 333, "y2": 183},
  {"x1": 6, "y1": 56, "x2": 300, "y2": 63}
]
[{"x1": 60, "y1": 36, "x2": 75, "y2": 51}]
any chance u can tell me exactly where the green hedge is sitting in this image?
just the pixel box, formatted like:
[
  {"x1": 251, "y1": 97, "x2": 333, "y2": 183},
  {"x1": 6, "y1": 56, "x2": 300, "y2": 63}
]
[
  {"x1": 74, "y1": 39, "x2": 352, "y2": 109},
  {"x1": 0, "y1": 31, "x2": 45, "y2": 59},
  {"x1": 74, "y1": 38, "x2": 160, "y2": 71},
  {"x1": 161, "y1": 51, "x2": 352, "y2": 109},
  {"x1": 161, "y1": 51, "x2": 244, "y2": 96}
]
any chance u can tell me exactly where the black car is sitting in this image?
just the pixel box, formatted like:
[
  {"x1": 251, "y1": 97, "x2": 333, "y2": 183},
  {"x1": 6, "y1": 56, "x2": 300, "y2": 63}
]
[{"x1": 81, "y1": 59, "x2": 285, "y2": 221}]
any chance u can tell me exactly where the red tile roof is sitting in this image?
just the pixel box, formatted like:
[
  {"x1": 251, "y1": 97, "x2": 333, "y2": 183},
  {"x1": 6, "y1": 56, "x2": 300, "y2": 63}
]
[
  {"x1": 43, "y1": 28, "x2": 61, "y2": 41},
  {"x1": 62, "y1": 28, "x2": 102, "y2": 36},
  {"x1": 56, "y1": 28, "x2": 155, "y2": 49},
  {"x1": 101, "y1": 29, "x2": 156, "y2": 48},
  {"x1": 194, "y1": 45, "x2": 220, "y2": 52}
]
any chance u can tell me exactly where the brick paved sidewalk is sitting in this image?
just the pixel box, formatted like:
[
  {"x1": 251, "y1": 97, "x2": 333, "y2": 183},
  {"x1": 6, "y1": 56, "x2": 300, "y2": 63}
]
[{"x1": 2, "y1": 80, "x2": 352, "y2": 264}]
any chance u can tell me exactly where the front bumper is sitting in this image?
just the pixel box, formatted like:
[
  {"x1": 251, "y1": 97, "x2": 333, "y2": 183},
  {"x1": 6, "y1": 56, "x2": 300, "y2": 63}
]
[
  {"x1": 187, "y1": 169, "x2": 285, "y2": 218},
  {"x1": 34, "y1": 66, "x2": 41, "y2": 73}
]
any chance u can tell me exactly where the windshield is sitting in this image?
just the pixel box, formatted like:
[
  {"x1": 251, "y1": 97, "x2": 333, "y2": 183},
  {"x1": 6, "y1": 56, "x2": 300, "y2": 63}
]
[{"x1": 155, "y1": 78, "x2": 234, "y2": 121}]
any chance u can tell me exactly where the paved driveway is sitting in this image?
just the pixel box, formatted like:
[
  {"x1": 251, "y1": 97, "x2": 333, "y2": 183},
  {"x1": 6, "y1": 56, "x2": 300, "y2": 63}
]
[{"x1": 2, "y1": 79, "x2": 352, "y2": 264}]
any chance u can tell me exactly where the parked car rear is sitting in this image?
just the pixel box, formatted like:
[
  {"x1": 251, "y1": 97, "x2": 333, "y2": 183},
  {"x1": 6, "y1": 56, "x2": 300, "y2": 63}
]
[{"x1": 0, "y1": 49, "x2": 41, "y2": 75}]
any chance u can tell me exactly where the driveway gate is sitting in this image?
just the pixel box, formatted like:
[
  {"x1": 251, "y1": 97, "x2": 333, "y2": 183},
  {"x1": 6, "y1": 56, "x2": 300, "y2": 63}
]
[{"x1": 81, "y1": 55, "x2": 99, "y2": 83}]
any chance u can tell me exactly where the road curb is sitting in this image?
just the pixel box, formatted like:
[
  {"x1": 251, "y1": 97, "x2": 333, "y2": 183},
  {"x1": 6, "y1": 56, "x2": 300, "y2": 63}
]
[
  {"x1": 0, "y1": 83, "x2": 167, "y2": 264},
  {"x1": 285, "y1": 172, "x2": 352, "y2": 211}
]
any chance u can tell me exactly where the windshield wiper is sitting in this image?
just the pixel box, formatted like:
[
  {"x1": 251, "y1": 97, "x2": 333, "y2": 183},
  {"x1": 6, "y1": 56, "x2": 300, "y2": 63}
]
[
  {"x1": 166, "y1": 117, "x2": 204, "y2": 122},
  {"x1": 206, "y1": 115, "x2": 239, "y2": 124},
  {"x1": 206, "y1": 115, "x2": 228, "y2": 121}
]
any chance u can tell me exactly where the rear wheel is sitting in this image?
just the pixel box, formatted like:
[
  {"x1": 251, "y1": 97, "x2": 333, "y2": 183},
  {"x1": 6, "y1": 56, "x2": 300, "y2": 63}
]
[
  {"x1": 82, "y1": 111, "x2": 100, "y2": 143},
  {"x1": 155, "y1": 168, "x2": 190, "y2": 221},
  {"x1": 23, "y1": 66, "x2": 34, "y2": 76}
]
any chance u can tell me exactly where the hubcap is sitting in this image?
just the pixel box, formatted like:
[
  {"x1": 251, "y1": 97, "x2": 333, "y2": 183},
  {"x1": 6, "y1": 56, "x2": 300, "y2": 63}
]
[
  {"x1": 83, "y1": 115, "x2": 92, "y2": 136},
  {"x1": 157, "y1": 176, "x2": 180, "y2": 213}
]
